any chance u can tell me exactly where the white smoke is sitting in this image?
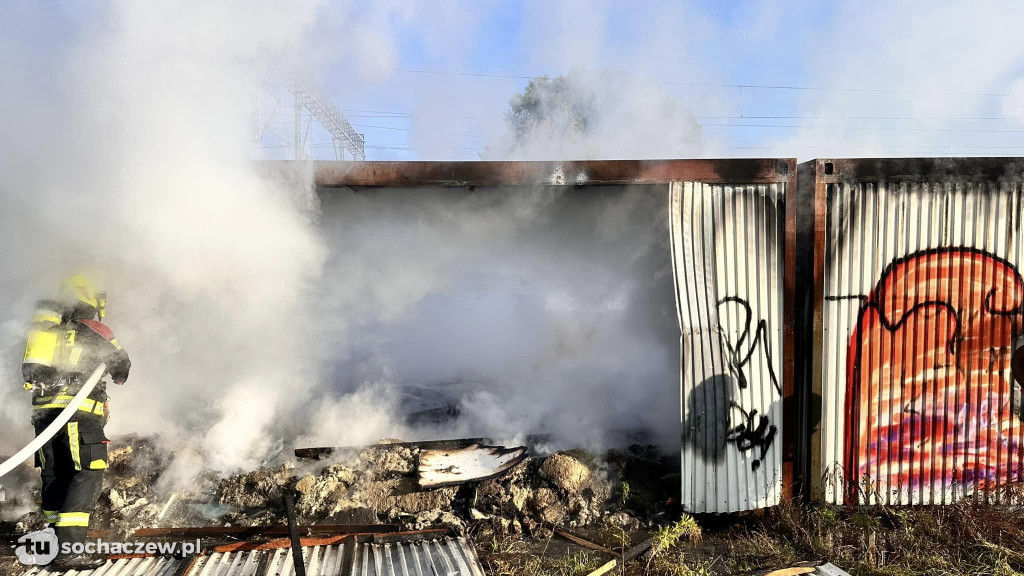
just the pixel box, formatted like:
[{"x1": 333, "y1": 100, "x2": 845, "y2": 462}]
[
  {"x1": 0, "y1": 1, "x2": 329, "y2": 477},
  {"x1": 777, "y1": 1, "x2": 1024, "y2": 157},
  {"x1": 300, "y1": 185, "x2": 679, "y2": 451}
]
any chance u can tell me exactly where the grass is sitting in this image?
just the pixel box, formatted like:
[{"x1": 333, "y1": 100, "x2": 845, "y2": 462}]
[
  {"x1": 728, "y1": 501, "x2": 1024, "y2": 576},
  {"x1": 485, "y1": 550, "x2": 603, "y2": 576},
  {"x1": 653, "y1": 515, "x2": 703, "y2": 555},
  {"x1": 477, "y1": 498, "x2": 1024, "y2": 576},
  {"x1": 648, "y1": 553, "x2": 719, "y2": 576}
]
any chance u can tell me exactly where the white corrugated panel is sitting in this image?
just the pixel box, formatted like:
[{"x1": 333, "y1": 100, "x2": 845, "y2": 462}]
[
  {"x1": 820, "y1": 181, "x2": 1024, "y2": 505},
  {"x1": 354, "y1": 537, "x2": 484, "y2": 576},
  {"x1": 20, "y1": 536, "x2": 484, "y2": 576},
  {"x1": 21, "y1": 555, "x2": 186, "y2": 576},
  {"x1": 671, "y1": 181, "x2": 785, "y2": 513}
]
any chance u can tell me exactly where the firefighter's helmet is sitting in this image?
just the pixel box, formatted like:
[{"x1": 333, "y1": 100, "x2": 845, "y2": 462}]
[{"x1": 61, "y1": 275, "x2": 105, "y2": 320}]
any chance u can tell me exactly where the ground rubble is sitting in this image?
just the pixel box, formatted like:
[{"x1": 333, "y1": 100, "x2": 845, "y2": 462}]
[{"x1": 4, "y1": 435, "x2": 675, "y2": 541}]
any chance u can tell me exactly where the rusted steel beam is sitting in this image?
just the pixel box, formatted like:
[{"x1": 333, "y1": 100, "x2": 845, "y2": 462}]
[
  {"x1": 357, "y1": 528, "x2": 451, "y2": 544},
  {"x1": 793, "y1": 161, "x2": 818, "y2": 501},
  {"x1": 301, "y1": 159, "x2": 795, "y2": 188},
  {"x1": 131, "y1": 523, "x2": 399, "y2": 538},
  {"x1": 781, "y1": 158, "x2": 799, "y2": 502},
  {"x1": 211, "y1": 529, "x2": 451, "y2": 553},
  {"x1": 816, "y1": 157, "x2": 1024, "y2": 183},
  {"x1": 213, "y1": 534, "x2": 350, "y2": 553}
]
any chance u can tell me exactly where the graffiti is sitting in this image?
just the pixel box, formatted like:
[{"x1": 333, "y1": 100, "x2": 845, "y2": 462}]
[
  {"x1": 843, "y1": 247, "x2": 1024, "y2": 503},
  {"x1": 682, "y1": 372, "x2": 777, "y2": 471},
  {"x1": 717, "y1": 296, "x2": 781, "y2": 394},
  {"x1": 726, "y1": 402, "x2": 777, "y2": 471},
  {"x1": 681, "y1": 298, "x2": 779, "y2": 470}
]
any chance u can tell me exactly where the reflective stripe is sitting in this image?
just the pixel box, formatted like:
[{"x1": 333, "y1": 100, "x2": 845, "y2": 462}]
[
  {"x1": 38, "y1": 448, "x2": 45, "y2": 469},
  {"x1": 55, "y1": 512, "x2": 90, "y2": 527},
  {"x1": 42, "y1": 510, "x2": 59, "y2": 523},
  {"x1": 69, "y1": 347, "x2": 83, "y2": 366},
  {"x1": 32, "y1": 310, "x2": 62, "y2": 324},
  {"x1": 89, "y1": 459, "x2": 107, "y2": 470},
  {"x1": 68, "y1": 422, "x2": 81, "y2": 471},
  {"x1": 33, "y1": 395, "x2": 105, "y2": 415}
]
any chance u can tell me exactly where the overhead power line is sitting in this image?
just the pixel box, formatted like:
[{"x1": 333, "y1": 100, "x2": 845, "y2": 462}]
[
  {"x1": 335, "y1": 65, "x2": 1024, "y2": 100},
  {"x1": 701, "y1": 122, "x2": 1024, "y2": 134}
]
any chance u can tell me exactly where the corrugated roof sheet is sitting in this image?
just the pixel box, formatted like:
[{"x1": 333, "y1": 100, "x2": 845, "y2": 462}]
[
  {"x1": 22, "y1": 555, "x2": 186, "y2": 576},
  {"x1": 19, "y1": 535, "x2": 484, "y2": 576}
]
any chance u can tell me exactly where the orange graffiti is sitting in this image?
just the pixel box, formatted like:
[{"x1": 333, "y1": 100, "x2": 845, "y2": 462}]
[{"x1": 844, "y1": 248, "x2": 1024, "y2": 503}]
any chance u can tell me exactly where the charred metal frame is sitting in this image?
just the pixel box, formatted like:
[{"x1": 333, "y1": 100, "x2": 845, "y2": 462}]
[
  {"x1": 311, "y1": 158, "x2": 799, "y2": 505},
  {"x1": 797, "y1": 157, "x2": 1024, "y2": 503},
  {"x1": 313, "y1": 159, "x2": 792, "y2": 187}
]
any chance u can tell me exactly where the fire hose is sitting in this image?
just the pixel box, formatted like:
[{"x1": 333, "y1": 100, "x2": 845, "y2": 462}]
[{"x1": 0, "y1": 362, "x2": 107, "y2": 480}]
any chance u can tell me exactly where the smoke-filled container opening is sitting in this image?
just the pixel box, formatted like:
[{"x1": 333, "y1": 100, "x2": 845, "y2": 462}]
[{"x1": 307, "y1": 183, "x2": 681, "y2": 453}]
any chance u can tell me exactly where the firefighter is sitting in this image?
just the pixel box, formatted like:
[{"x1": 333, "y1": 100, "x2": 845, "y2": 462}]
[{"x1": 22, "y1": 275, "x2": 131, "y2": 568}]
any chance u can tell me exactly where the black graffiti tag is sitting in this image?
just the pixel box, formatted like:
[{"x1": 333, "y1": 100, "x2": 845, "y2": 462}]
[
  {"x1": 726, "y1": 402, "x2": 777, "y2": 471},
  {"x1": 716, "y1": 296, "x2": 781, "y2": 395}
]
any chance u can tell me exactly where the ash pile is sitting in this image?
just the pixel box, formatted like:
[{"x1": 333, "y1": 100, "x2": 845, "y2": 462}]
[{"x1": 5, "y1": 436, "x2": 678, "y2": 541}]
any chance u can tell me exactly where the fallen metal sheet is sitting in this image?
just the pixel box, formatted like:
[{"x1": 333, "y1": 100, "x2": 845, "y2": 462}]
[
  {"x1": 20, "y1": 534, "x2": 485, "y2": 576},
  {"x1": 418, "y1": 443, "x2": 527, "y2": 489},
  {"x1": 294, "y1": 436, "x2": 548, "y2": 460}
]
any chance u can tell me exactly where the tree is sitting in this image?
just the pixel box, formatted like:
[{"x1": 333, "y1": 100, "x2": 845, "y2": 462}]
[
  {"x1": 492, "y1": 70, "x2": 702, "y2": 160},
  {"x1": 505, "y1": 75, "x2": 595, "y2": 147}
]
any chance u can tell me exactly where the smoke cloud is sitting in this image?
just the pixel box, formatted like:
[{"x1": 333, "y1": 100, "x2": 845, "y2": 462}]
[
  {"x1": 0, "y1": 1, "x2": 329, "y2": 475},
  {"x1": 0, "y1": 1, "x2": 685, "y2": 496},
  {"x1": 299, "y1": 186, "x2": 679, "y2": 450}
]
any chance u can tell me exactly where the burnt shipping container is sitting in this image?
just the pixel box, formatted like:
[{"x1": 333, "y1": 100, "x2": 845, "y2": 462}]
[
  {"x1": 312, "y1": 159, "x2": 797, "y2": 514},
  {"x1": 798, "y1": 158, "x2": 1024, "y2": 506}
]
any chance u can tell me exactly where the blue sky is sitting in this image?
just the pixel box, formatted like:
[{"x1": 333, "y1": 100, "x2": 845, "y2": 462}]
[
  {"x1": 14, "y1": 0, "x2": 1024, "y2": 162},
  {"x1": 270, "y1": 0, "x2": 1024, "y2": 161},
  {"x1": 300, "y1": 0, "x2": 831, "y2": 160}
]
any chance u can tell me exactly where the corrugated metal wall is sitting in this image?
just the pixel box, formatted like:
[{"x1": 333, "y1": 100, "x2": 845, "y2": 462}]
[
  {"x1": 819, "y1": 180, "x2": 1024, "y2": 505},
  {"x1": 671, "y1": 181, "x2": 786, "y2": 512}
]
